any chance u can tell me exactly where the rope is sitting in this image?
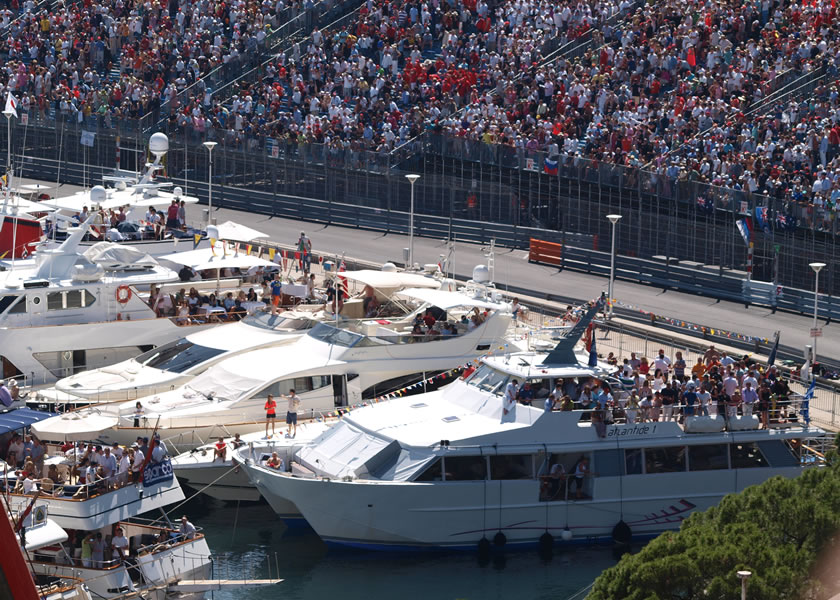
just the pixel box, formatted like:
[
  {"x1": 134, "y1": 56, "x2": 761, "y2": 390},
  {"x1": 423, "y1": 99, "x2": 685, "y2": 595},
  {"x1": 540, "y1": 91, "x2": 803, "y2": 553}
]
[
  {"x1": 564, "y1": 582, "x2": 594, "y2": 600},
  {"x1": 162, "y1": 464, "x2": 238, "y2": 519}
]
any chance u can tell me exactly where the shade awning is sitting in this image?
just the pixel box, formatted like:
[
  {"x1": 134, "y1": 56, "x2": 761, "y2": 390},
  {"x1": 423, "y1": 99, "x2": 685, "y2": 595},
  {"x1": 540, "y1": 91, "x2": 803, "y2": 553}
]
[
  {"x1": 395, "y1": 288, "x2": 509, "y2": 311},
  {"x1": 0, "y1": 408, "x2": 59, "y2": 436},
  {"x1": 208, "y1": 221, "x2": 269, "y2": 242},
  {"x1": 159, "y1": 244, "x2": 276, "y2": 271},
  {"x1": 340, "y1": 270, "x2": 441, "y2": 290},
  {"x1": 30, "y1": 413, "x2": 119, "y2": 441}
]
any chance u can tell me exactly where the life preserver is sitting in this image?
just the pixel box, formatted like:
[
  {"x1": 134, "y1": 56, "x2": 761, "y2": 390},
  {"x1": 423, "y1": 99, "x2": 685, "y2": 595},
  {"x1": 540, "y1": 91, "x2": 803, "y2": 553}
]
[{"x1": 116, "y1": 285, "x2": 132, "y2": 304}]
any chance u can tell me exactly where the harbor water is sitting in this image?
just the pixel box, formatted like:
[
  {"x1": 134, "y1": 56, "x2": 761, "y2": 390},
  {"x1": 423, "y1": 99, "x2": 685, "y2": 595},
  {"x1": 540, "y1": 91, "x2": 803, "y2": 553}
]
[{"x1": 181, "y1": 497, "x2": 617, "y2": 600}]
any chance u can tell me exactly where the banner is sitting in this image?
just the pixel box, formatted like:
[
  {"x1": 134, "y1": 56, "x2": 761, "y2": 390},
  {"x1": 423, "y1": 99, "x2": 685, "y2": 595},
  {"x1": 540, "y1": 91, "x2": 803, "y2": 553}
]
[
  {"x1": 80, "y1": 130, "x2": 95, "y2": 147},
  {"x1": 736, "y1": 218, "x2": 751, "y2": 246},
  {"x1": 142, "y1": 458, "x2": 174, "y2": 486}
]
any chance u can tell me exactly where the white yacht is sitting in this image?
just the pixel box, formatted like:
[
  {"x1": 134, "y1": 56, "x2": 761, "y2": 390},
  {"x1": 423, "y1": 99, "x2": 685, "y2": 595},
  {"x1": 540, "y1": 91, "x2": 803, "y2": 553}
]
[
  {"x1": 0, "y1": 220, "x2": 220, "y2": 386},
  {"x1": 236, "y1": 301, "x2": 826, "y2": 551},
  {"x1": 32, "y1": 286, "x2": 517, "y2": 449},
  {"x1": 28, "y1": 269, "x2": 446, "y2": 410}
]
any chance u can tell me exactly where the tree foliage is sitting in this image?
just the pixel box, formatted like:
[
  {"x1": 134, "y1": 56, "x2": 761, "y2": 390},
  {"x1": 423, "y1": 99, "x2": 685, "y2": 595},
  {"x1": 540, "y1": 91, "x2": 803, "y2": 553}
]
[{"x1": 588, "y1": 455, "x2": 840, "y2": 600}]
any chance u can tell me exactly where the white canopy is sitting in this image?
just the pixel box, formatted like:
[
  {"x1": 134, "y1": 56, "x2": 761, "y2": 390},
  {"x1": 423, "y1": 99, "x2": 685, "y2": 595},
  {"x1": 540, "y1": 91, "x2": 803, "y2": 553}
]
[
  {"x1": 395, "y1": 288, "x2": 509, "y2": 311},
  {"x1": 209, "y1": 221, "x2": 269, "y2": 242},
  {"x1": 45, "y1": 187, "x2": 199, "y2": 212},
  {"x1": 159, "y1": 243, "x2": 276, "y2": 271},
  {"x1": 83, "y1": 242, "x2": 158, "y2": 269},
  {"x1": 340, "y1": 270, "x2": 441, "y2": 290},
  {"x1": 31, "y1": 413, "x2": 119, "y2": 441}
]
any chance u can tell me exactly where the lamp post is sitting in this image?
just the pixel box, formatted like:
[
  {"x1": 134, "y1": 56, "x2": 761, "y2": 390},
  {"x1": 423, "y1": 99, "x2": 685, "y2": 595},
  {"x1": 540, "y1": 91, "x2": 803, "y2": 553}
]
[
  {"x1": 3, "y1": 109, "x2": 14, "y2": 188},
  {"x1": 405, "y1": 174, "x2": 420, "y2": 268},
  {"x1": 606, "y1": 214, "x2": 622, "y2": 318},
  {"x1": 203, "y1": 141, "x2": 218, "y2": 225},
  {"x1": 809, "y1": 262, "x2": 826, "y2": 369},
  {"x1": 736, "y1": 570, "x2": 752, "y2": 600}
]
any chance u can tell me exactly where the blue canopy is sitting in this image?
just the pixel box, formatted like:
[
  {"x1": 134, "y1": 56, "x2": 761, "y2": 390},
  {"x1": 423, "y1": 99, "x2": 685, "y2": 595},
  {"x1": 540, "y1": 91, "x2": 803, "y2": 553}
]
[{"x1": 0, "y1": 408, "x2": 58, "y2": 436}]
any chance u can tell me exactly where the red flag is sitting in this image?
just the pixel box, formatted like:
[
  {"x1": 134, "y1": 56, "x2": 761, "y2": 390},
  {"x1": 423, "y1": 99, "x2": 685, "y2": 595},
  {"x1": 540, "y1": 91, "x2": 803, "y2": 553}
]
[{"x1": 687, "y1": 47, "x2": 696, "y2": 67}]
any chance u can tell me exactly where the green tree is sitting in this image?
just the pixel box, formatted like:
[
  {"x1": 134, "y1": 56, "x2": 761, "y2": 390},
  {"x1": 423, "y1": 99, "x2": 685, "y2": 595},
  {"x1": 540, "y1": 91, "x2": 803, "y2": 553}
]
[{"x1": 588, "y1": 462, "x2": 840, "y2": 600}]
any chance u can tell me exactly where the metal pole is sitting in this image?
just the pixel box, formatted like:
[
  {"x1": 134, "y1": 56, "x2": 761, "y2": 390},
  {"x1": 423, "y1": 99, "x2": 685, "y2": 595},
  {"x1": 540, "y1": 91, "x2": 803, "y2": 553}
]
[
  {"x1": 405, "y1": 174, "x2": 420, "y2": 268},
  {"x1": 810, "y1": 262, "x2": 825, "y2": 367},
  {"x1": 607, "y1": 214, "x2": 622, "y2": 318},
  {"x1": 203, "y1": 141, "x2": 218, "y2": 225}
]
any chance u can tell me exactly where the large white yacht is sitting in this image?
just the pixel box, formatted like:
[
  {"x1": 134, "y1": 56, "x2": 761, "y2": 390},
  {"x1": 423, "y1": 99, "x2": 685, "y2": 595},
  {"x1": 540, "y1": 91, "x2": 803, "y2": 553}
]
[
  {"x1": 236, "y1": 301, "x2": 827, "y2": 551},
  {"x1": 32, "y1": 286, "x2": 517, "y2": 449},
  {"x1": 28, "y1": 269, "x2": 446, "y2": 410}
]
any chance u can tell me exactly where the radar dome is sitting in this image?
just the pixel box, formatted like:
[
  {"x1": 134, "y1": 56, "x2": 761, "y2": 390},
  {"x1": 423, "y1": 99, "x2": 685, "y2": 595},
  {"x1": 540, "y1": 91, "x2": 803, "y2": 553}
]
[
  {"x1": 148, "y1": 132, "x2": 169, "y2": 157},
  {"x1": 173, "y1": 186, "x2": 183, "y2": 198},
  {"x1": 89, "y1": 185, "x2": 107, "y2": 205},
  {"x1": 472, "y1": 264, "x2": 491, "y2": 284},
  {"x1": 381, "y1": 262, "x2": 397, "y2": 272}
]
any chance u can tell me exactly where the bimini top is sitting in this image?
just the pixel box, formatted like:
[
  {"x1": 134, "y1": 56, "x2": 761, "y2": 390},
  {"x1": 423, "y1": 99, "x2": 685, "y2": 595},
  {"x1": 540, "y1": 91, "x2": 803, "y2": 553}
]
[
  {"x1": 159, "y1": 243, "x2": 276, "y2": 272},
  {"x1": 340, "y1": 270, "x2": 441, "y2": 290},
  {"x1": 395, "y1": 287, "x2": 508, "y2": 311},
  {"x1": 0, "y1": 408, "x2": 58, "y2": 436}
]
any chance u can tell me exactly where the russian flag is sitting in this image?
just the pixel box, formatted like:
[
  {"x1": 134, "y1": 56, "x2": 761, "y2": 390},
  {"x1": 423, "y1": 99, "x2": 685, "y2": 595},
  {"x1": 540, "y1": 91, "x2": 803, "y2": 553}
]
[{"x1": 544, "y1": 157, "x2": 558, "y2": 175}]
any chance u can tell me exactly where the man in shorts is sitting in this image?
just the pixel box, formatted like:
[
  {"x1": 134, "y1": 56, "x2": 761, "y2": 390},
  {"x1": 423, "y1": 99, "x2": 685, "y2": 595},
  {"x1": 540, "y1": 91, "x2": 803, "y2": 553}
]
[
  {"x1": 285, "y1": 389, "x2": 300, "y2": 438},
  {"x1": 265, "y1": 394, "x2": 277, "y2": 438},
  {"x1": 270, "y1": 274, "x2": 283, "y2": 315}
]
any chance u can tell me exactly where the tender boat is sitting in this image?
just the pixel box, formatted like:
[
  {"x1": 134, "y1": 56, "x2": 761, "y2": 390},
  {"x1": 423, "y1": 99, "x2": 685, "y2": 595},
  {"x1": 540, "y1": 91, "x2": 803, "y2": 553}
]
[{"x1": 235, "y1": 300, "x2": 828, "y2": 550}]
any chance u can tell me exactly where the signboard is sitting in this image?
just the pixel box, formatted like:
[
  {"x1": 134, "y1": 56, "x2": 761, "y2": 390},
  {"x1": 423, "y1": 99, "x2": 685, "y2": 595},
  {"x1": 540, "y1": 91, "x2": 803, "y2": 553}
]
[
  {"x1": 525, "y1": 158, "x2": 536, "y2": 171},
  {"x1": 20, "y1": 113, "x2": 28, "y2": 126},
  {"x1": 142, "y1": 458, "x2": 174, "y2": 486},
  {"x1": 739, "y1": 201, "x2": 749, "y2": 215},
  {"x1": 810, "y1": 328, "x2": 822, "y2": 338}
]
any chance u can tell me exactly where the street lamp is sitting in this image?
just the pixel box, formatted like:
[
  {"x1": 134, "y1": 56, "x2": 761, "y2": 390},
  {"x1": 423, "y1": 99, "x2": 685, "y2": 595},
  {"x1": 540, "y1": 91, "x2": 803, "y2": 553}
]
[
  {"x1": 3, "y1": 109, "x2": 14, "y2": 186},
  {"x1": 606, "y1": 214, "x2": 622, "y2": 318},
  {"x1": 203, "y1": 141, "x2": 218, "y2": 225},
  {"x1": 736, "y1": 570, "x2": 752, "y2": 600},
  {"x1": 809, "y1": 262, "x2": 826, "y2": 370},
  {"x1": 405, "y1": 174, "x2": 420, "y2": 268}
]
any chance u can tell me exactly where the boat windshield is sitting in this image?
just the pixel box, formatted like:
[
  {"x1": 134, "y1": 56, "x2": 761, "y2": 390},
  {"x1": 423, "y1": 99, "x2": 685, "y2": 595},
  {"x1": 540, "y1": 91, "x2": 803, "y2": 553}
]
[
  {"x1": 135, "y1": 339, "x2": 226, "y2": 373},
  {"x1": 306, "y1": 322, "x2": 365, "y2": 347},
  {"x1": 465, "y1": 363, "x2": 510, "y2": 394},
  {"x1": 242, "y1": 312, "x2": 316, "y2": 331}
]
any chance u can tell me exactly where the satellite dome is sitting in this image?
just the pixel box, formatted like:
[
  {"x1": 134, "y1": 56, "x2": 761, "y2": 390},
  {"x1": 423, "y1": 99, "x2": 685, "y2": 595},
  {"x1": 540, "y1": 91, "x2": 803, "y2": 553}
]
[
  {"x1": 472, "y1": 264, "x2": 491, "y2": 284},
  {"x1": 149, "y1": 132, "x2": 169, "y2": 157},
  {"x1": 381, "y1": 262, "x2": 397, "y2": 272},
  {"x1": 173, "y1": 186, "x2": 183, "y2": 198},
  {"x1": 89, "y1": 185, "x2": 107, "y2": 205}
]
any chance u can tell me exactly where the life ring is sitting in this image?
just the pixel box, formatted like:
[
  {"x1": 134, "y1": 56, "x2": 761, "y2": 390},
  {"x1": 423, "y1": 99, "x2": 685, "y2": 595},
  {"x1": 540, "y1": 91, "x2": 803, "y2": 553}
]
[{"x1": 116, "y1": 285, "x2": 132, "y2": 304}]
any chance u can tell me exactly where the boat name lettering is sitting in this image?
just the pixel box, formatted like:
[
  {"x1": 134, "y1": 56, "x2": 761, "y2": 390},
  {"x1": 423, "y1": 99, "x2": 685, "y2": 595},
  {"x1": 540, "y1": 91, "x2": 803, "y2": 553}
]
[{"x1": 607, "y1": 424, "x2": 658, "y2": 437}]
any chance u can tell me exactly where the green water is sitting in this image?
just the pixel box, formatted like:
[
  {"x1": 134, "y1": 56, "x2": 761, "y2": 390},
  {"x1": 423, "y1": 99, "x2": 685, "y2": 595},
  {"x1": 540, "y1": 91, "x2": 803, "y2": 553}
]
[{"x1": 179, "y1": 497, "x2": 617, "y2": 600}]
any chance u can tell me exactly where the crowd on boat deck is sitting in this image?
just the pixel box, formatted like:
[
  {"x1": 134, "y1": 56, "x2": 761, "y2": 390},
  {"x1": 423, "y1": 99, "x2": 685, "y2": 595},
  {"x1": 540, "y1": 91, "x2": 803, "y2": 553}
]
[
  {"x1": 519, "y1": 343, "x2": 795, "y2": 433},
  {"x1": 0, "y1": 432, "x2": 171, "y2": 497}
]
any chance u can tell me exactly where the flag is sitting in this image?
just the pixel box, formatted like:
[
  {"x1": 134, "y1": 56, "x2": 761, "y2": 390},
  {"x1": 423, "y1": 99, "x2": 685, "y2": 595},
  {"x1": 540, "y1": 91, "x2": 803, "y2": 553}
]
[
  {"x1": 80, "y1": 130, "x2": 95, "y2": 147},
  {"x1": 801, "y1": 380, "x2": 815, "y2": 425},
  {"x1": 588, "y1": 327, "x2": 598, "y2": 367},
  {"x1": 736, "y1": 218, "x2": 751, "y2": 246},
  {"x1": 687, "y1": 47, "x2": 696, "y2": 67},
  {"x1": 4, "y1": 92, "x2": 17, "y2": 118},
  {"x1": 0, "y1": 250, "x2": 7, "y2": 259},
  {"x1": 754, "y1": 206, "x2": 771, "y2": 234},
  {"x1": 544, "y1": 157, "x2": 558, "y2": 175},
  {"x1": 269, "y1": 248, "x2": 276, "y2": 261},
  {"x1": 193, "y1": 233, "x2": 201, "y2": 249},
  {"x1": 209, "y1": 238, "x2": 216, "y2": 255},
  {"x1": 767, "y1": 331, "x2": 780, "y2": 367},
  {"x1": 246, "y1": 244, "x2": 252, "y2": 256}
]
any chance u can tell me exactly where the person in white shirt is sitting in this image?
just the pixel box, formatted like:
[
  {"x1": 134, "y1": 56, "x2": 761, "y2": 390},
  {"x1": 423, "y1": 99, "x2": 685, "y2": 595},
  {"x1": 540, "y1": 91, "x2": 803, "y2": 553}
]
[
  {"x1": 697, "y1": 385, "x2": 712, "y2": 416},
  {"x1": 502, "y1": 380, "x2": 519, "y2": 423},
  {"x1": 179, "y1": 516, "x2": 197, "y2": 540},
  {"x1": 111, "y1": 526, "x2": 129, "y2": 562},
  {"x1": 723, "y1": 373, "x2": 739, "y2": 398},
  {"x1": 130, "y1": 448, "x2": 145, "y2": 483},
  {"x1": 652, "y1": 349, "x2": 671, "y2": 374},
  {"x1": 117, "y1": 452, "x2": 130, "y2": 486},
  {"x1": 21, "y1": 472, "x2": 36, "y2": 494},
  {"x1": 100, "y1": 447, "x2": 117, "y2": 483}
]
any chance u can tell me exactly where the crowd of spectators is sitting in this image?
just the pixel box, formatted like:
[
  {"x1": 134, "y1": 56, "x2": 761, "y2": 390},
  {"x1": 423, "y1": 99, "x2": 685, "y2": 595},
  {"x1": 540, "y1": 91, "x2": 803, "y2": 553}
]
[{"x1": 5, "y1": 0, "x2": 840, "y2": 223}]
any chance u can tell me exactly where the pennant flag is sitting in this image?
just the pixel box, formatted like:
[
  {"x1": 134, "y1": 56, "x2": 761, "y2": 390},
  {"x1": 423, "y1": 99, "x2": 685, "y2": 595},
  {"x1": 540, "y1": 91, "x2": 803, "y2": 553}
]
[
  {"x1": 246, "y1": 244, "x2": 252, "y2": 256},
  {"x1": 269, "y1": 248, "x2": 276, "y2": 261},
  {"x1": 258, "y1": 246, "x2": 264, "y2": 259},
  {"x1": 754, "y1": 206, "x2": 772, "y2": 234},
  {"x1": 0, "y1": 250, "x2": 8, "y2": 259},
  {"x1": 588, "y1": 328, "x2": 598, "y2": 368},
  {"x1": 209, "y1": 238, "x2": 217, "y2": 255},
  {"x1": 686, "y1": 47, "x2": 696, "y2": 67},
  {"x1": 193, "y1": 234, "x2": 202, "y2": 249},
  {"x1": 735, "y1": 218, "x2": 751, "y2": 246},
  {"x1": 544, "y1": 157, "x2": 558, "y2": 175},
  {"x1": 801, "y1": 380, "x2": 815, "y2": 425},
  {"x1": 4, "y1": 92, "x2": 18, "y2": 118},
  {"x1": 767, "y1": 331, "x2": 780, "y2": 367}
]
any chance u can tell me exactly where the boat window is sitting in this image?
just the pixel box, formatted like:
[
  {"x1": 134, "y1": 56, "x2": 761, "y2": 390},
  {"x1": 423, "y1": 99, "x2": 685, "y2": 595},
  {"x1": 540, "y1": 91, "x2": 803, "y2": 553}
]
[
  {"x1": 756, "y1": 441, "x2": 800, "y2": 468},
  {"x1": 8, "y1": 296, "x2": 24, "y2": 314},
  {"x1": 307, "y1": 322, "x2": 364, "y2": 347},
  {"x1": 135, "y1": 339, "x2": 226, "y2": 373},
  {"x1": 730, "y1": 443, "x2": 768, "y2": 468},
  {"x1": 593, "y1": 449, "x2": 622, "y2": 477},
  {"x1": 688, "y1": 445, "x2": 729, "y2": 471},
  {"x1": 361, "y1": 371, "x2": 444, "y2": 399},
  {"x1": 644, "y1": 446, "x2": 686, "y2": 473},
  {"x1": 526, "y1": 378, "x2": 553, "y2": 400},
  {"x1": 0, "y1": 295, "x2": 19, "y2": 313},
  {"x1": 414, "y1": 459, "x2": 443, "y2": 482},
  {"x1": 47, "y1": 292, "x2": 64, "y2": 310},
  {"x1": 443, "y1": 455, "x2": 487, "y2": 481},
  {"x1": 470, "y1": 367, "x2": 508, "y2": 394},
  {"x1": 65, "y1": 290, "x2": 83, "y2": 309},
  {"x1": 624, "y1": 449, "x2": 643, "y2": 475},
  {"x1": 82, "y1": 290, "x2": 96, "y2": 307},
  {"x1": 490, "y1": 454, "x2": 533, "y2": 480}
]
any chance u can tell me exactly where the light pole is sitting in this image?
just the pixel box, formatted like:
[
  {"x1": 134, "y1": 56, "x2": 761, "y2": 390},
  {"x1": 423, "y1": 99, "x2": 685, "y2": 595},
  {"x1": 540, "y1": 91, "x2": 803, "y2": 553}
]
[
  {"x1": 809, "y1": 262, "x2": 826, "y2": 369},
  {"x1": 3, "y1": 109, "x2": 14, "y2": 189},
  {"x1": 737, "y1": 570, "x2": 752, "y2": 600},
  {"x1": 203, "y1": 141, "x2": 218, "y2": 225},
  {"x1": 606, "y1": 214, "x2": 622, "y2": 318},
  {"x1": 405, "y1": 174, "x2": 420, "y2": 268}
]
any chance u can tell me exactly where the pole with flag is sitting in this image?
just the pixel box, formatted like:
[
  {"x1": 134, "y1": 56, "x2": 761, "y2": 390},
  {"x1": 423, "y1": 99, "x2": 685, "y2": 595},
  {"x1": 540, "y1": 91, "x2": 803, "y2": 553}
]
[
  {"x1": 801, "y1": 380, "x2": 815, "y2": 426},
  {"x1": 3, "y1": 91, "x2": 17, "y2": 188},
  {"x1": 588, "y1": 323, "x2": 598, "y2": 368},
  {"x1": 767, "y1": 331, "x2": 780, "y2": 367}
]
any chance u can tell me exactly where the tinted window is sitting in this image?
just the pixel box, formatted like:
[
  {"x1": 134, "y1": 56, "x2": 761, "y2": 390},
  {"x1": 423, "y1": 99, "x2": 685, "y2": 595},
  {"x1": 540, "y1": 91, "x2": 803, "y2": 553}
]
[
  {"x1": 644, "y1": 447, "x2": 686, "y2": 473},
  {"x1": 414, "y1": 459, "x2": 443, "y2": 482},
  {"x1": 689, "y1": 445, "x2": 729, "y2": 471},
  {"x1": 136, "y1": 339, "x2": 225, "y2": 373},
  {"x1": 624, "y1": 449, "x2": 643, "y2": 475},
  {"x1": 0, "y1": 295, "x2": 19, "y2": 313},
  {"x1": 731, "y1": 443, "x2": 768, "y2": 468},
  {"x1": 65, "y1": 290, "x2": 83, "y2": 308},
  {"x1": 490, "y1": 455, "x2": 533, "y2": 480},
  {"x1": 444, "y1": 456, "x2": 487, "y2": 481},
  {"x1": 307, "y1": 322, "x2": 364, "y2": 347},
  {"x1": 47, "y1": 292, "x2": 64, "y2": 310},
  {"x1": 83, "y1": 290, "x2": 96, "y2": 307}
]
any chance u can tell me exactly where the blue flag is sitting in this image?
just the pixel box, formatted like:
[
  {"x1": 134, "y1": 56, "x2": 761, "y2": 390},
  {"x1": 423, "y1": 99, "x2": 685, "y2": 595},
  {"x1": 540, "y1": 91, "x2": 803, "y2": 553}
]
[
  {"x1": 767, "y1": 331, "x2": 779, "y2": 367},
  {"x1": 801, "y1": 380, "x2": 815, "y2": 425},
  {"x1": 588, "y1": 329, "x2": 598, "y2": 367}
]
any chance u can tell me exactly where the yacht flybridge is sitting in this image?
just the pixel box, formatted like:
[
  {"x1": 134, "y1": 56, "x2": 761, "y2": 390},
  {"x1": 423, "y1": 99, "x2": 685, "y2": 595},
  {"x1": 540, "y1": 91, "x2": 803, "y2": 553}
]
[
  {"x1": 236, "y1": 301, "x2": 827, "y2": 551},
  {"x1": 29, "y1": 268, "x2": 447, "y2": 410},
  {"x1": 31, "y1": 286, "x2": 518, "y2": 448}
]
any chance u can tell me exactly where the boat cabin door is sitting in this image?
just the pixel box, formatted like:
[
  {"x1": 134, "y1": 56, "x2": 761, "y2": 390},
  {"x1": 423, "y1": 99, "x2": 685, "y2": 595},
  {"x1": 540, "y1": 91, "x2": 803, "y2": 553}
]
[{"x1": 333, "y1": 375, "x2": 347, "y2": 407}]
